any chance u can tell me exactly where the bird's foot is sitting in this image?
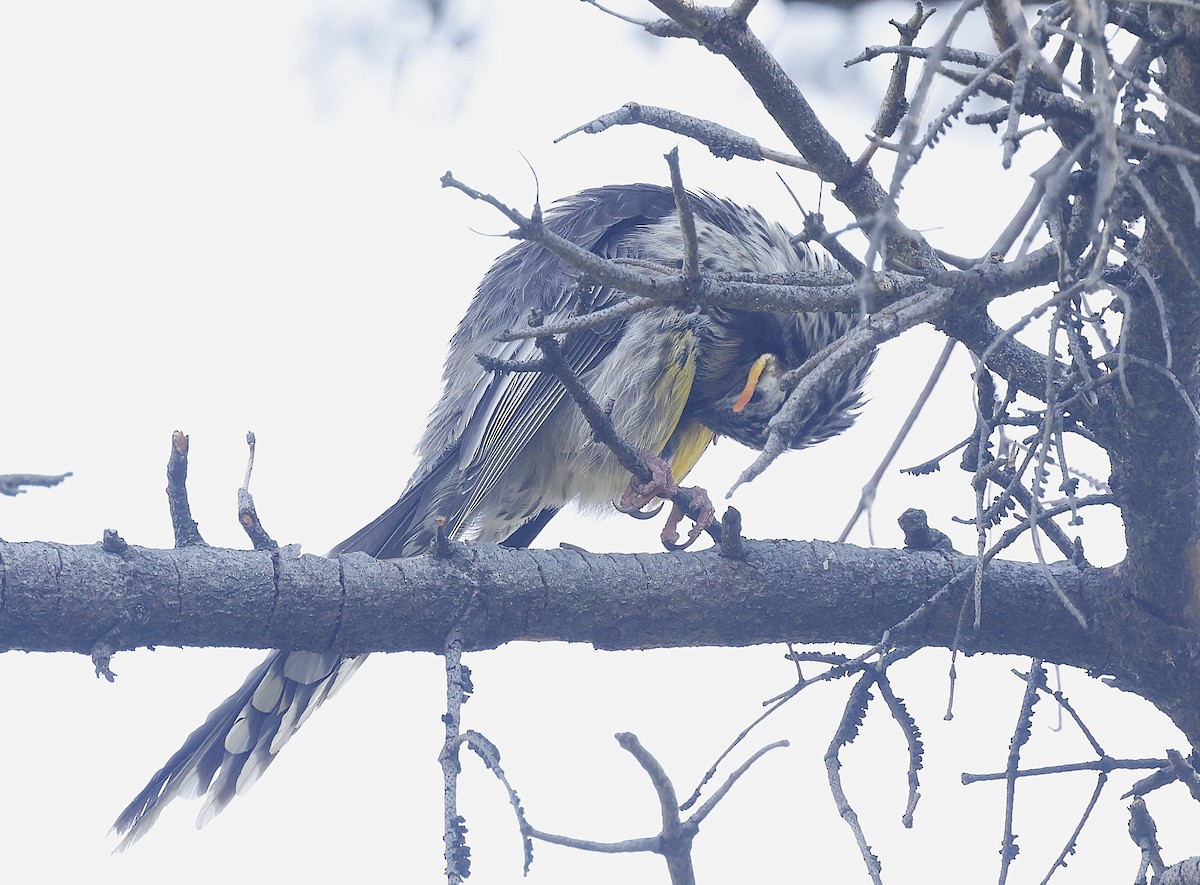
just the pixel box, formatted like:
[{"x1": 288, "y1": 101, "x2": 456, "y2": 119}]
[
  {"x1": 618, "y1": 454, "x2": 678, "y2": 514},
  {"x1": 617, "y1": 454, "x2": 715, "y2": 551},
  {"x1": 660, "y1": 487, "x2": 715, "y2": 551}
]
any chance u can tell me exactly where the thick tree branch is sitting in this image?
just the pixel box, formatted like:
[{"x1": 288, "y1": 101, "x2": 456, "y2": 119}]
[
  {"x1": 0, "y1": 537, "x2": 1138, "y2": 667},
  {"x1": 13, "y1": 535, "x2": 1200, "y2": 742},
  {"x1": 0, "y1": 539, "x2": 1101, "y2": 658},
  {"x1": 1099, "y1": 7, "x2": 1200, "y2": 627}
]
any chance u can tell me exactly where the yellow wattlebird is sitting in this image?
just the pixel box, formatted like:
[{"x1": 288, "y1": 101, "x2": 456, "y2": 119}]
[{"x1": 113, "y1": 183, "x2": 873, "y2": 846}]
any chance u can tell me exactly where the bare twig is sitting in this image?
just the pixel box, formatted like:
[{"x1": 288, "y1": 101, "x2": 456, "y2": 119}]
[
  {"x1": 451, "y1": 730, "x2": 533, "y2": 875},
  {"x1": 237, "y1": 431, "x2": 277, "y2": 551},
  {"x1": 1127, "y1": 798, "x2": 1167, "y2": 881},
  {"x1": 963, "y1": 756, "x2": 1167, "y2": 784},
  {"x1": 166, "y1": 430, "x2": 205, "y2": 547},
  {"x1": 687, "y1": 739, "x2": 788, "y2": 827},
  {"x1": 826, "y1": 674, "x2": 884, "y2": 884},
  {"x1": 556, "y1": 102, "x2": 813, "y2": 171},
  {"x1": 664, "y1": 148, "x2": 699, "y2": 280},
  {"x1": 839, "y1": 337, "x2": 955, "y2": 542},
  {"x1": 731, "y1": 287, "x2": 953, "y2": 494},
  {"x1": 526, "y1": 731, "x2": 784, "y2": 885},
  {"x1": 443, "y1": 172, "x2": 877, "y2": 336},
  {"x1": 440, "y1": 625, "x2": 471, "y2": 884},
  {"x1": 876, "y1": 672, "x2": 924, "y2": 828},
  {"x1": 0, "y1": 472, "x2": 72, "y2": 497},
  {"x1": 856, "y1": 3, "x2": 938, "y2": 168},
  {"x1": 999, "y1": 662, "x2": 1046, "y2": 884},
  {"x1": 1038, "y1": 773, "x2": 1107, "y2": 885}
]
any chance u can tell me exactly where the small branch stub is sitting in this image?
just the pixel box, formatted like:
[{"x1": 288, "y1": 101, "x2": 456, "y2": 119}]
[
  {"x1": 719, "y1": 507, "x2": 746, "y2": 559},
  {"x1": 101, "y1": 528, "x2": 129, "y2": 556},
  {"x1": 898, "y1": 508, "x2": 955, "y2": 553},
  {"x1": 91, "y1": 640, "x2": 117, "y2": 682},
  {"x1": 166, "y1": 431, "x2": 205, "y2": 548}
]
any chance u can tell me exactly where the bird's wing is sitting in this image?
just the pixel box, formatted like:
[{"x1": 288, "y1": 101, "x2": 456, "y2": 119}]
[
  {"x1": 450, "y1": 302, "x2": 616, "y2": 532},
  {"x1": 337, "y1": 185, "x2": 681, "y2": 557},
  {"x1": 329, "y1": 321, "x2": 615, "y2": 558},
  {"x1": 452, "y1": 186, "x2": 682, "y2": 524}
]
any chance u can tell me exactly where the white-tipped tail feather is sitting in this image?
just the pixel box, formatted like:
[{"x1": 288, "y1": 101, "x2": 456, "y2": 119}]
[{"x1": 111, "y1": 650, "x2": 364, "y2": 849}]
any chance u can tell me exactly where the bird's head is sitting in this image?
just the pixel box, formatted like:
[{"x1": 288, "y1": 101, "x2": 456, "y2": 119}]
[{"x1": 694, "y1": 311, "x2": 871, "y2": 453}]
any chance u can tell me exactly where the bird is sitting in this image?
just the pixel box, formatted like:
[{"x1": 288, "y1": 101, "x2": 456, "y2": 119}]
[{"x1": 111, "y1": 182, "x2": 873, "y2": 847}]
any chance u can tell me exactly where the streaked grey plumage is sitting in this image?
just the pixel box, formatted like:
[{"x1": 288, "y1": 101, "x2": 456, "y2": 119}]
[{"x1": 112, "y1": 183, "x2": 872, "y2": 847}]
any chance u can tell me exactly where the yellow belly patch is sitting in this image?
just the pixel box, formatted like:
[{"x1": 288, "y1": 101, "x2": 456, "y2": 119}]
[{"x1": 668, "y1": 421, "x2": 715, "y2": 482}]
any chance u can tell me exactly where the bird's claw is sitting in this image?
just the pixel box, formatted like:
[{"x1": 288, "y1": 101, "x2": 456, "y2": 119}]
[
  {"x1": 619, "y1": 454, "x2": 679, "y2": 513},
  {"x1": 660, "y1": 488, "x2": 716, "y2": 551},
  {"x1": 617, "y1": 454, "x2": 715, "y2": 550},
  {"x1": 614, "y1": 499, "x2": 665, "y2": 519}
]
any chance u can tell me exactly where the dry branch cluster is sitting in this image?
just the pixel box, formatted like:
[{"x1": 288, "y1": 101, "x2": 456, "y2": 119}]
[
  {"x1": 4, "y1": 0, "x2": 1200, "y2": 883},
  {"x1": 436, "y1": 0, "x2": 1200, "y2": 881}
]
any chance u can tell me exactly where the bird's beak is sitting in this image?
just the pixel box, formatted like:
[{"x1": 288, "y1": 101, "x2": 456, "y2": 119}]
[{"x1": 732, "y1": 354, "x2": 773, "y2": 413}]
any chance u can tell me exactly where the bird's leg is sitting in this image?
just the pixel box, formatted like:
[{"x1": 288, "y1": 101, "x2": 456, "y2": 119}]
[
  {"x1": 660, "y1": 487, "x2": 715, "y2": 551},
  {"x1": 617, "y1": 453, "x2": 715, "y2": 550}
]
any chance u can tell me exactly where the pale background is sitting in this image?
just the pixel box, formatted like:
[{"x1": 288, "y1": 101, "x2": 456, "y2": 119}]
[{"x1": 0, "y1": 1, "x2": 1192, "y2": 882}]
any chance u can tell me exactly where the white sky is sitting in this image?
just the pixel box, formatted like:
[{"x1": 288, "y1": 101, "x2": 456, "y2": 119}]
[{"x1": 0, "y1": 1, "x2": 1193, "y2": 882}]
